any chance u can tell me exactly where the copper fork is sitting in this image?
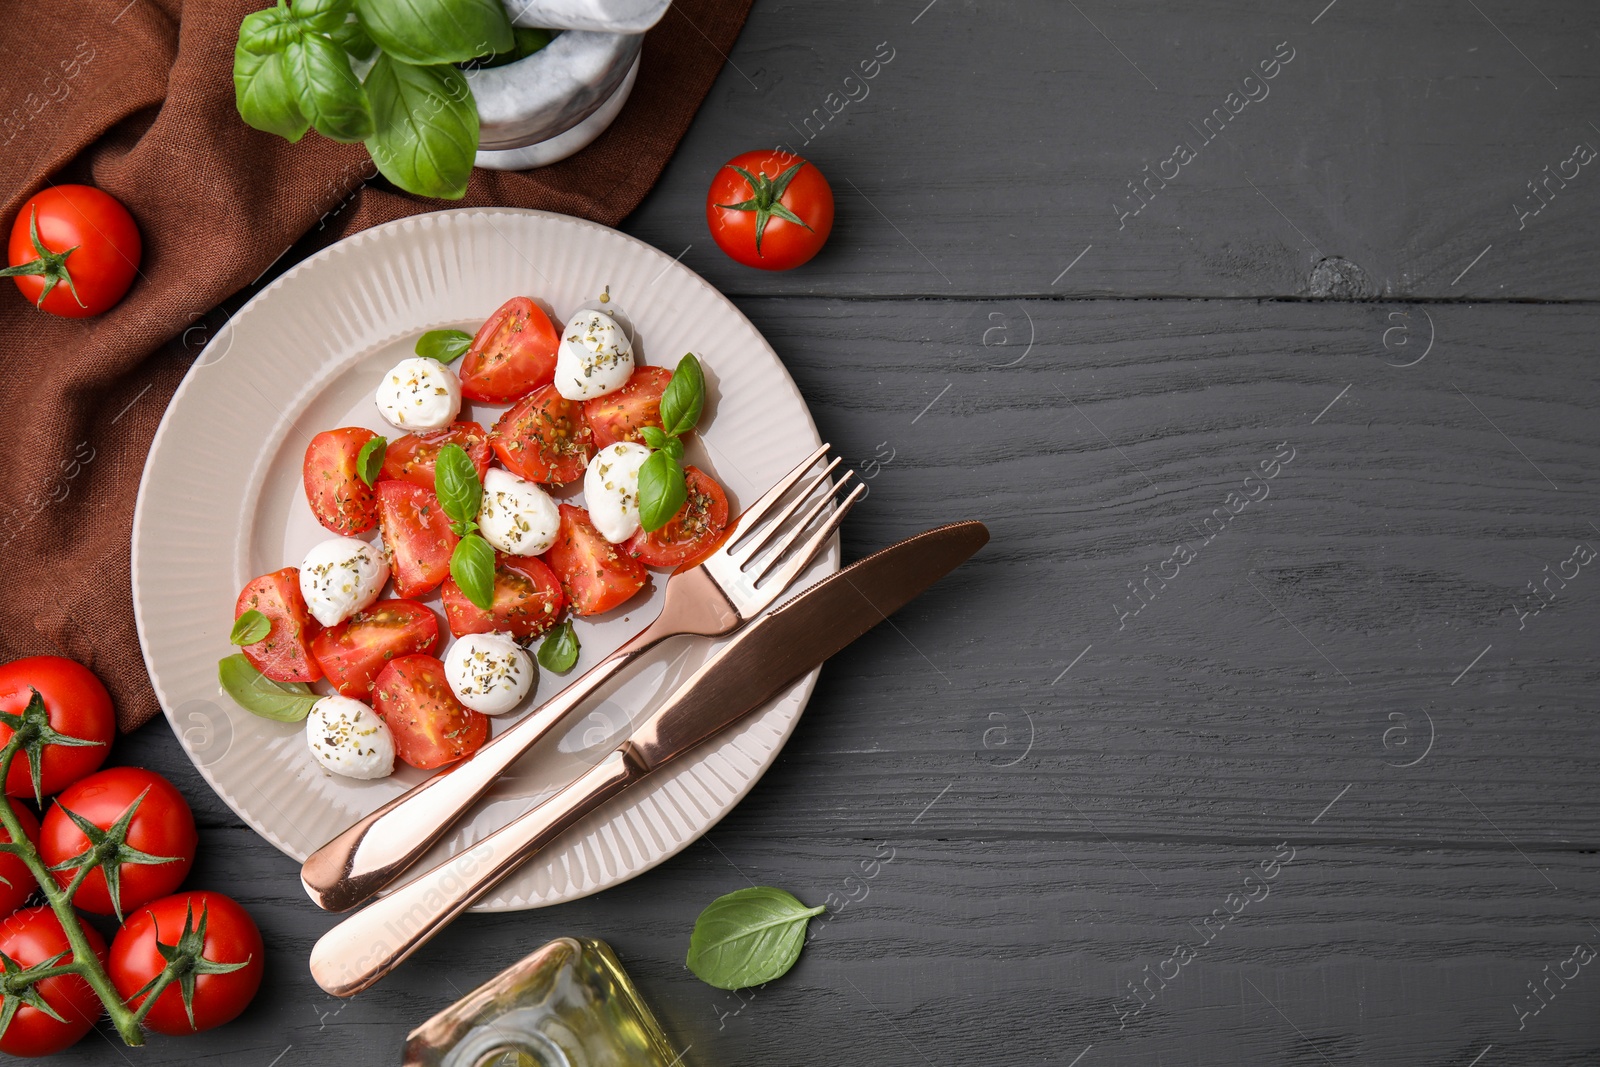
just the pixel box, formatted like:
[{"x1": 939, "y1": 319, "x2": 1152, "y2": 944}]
[{"x1": 300, "y1": 443, "x2": 863, "y2": 911}]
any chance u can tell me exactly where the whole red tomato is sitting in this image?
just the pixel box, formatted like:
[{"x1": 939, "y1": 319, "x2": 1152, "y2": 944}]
[
  {"x1": 0, "y1": 656, "x2": 114, "y2": 800},
  {"x1": 109, "y1": 892, "x2": 264, "y2": 1035},
  {"x1": 706, "y1": 150, "x2": 833, "y2": 270},
  {"x1": 40, "y1": 767, "x2": 196, "y2": 918},
  {"x1": 2, "y1": 185, "x2": 141, "y2": 317},
  {"x1": 0, "y1": 906, "x2": 107, "y2": 1056},
  {"x1": 0, "y1": 801, "x2": 40, "y2": 917}
]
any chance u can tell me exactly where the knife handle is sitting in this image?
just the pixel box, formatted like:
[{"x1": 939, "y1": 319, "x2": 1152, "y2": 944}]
[
  {"x1": 300, "y1": 623, "x2": 659, "y2": 913},
  {"x1": 309, "y1": 744, "x2": 647, "y2": 997}
]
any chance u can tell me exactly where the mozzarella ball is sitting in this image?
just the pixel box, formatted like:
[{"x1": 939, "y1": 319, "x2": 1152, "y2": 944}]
[
  {"x1": 375, "y1": 356, "x2": 462, "y2": 430},
  {"x1": 306, "y1": 696, "x2": 395, "y2": 779},
  {"x1": 444, "y1": 632, "x2": 535, "y2": 715},
  {"x1": 478, "y1": 468, "x2": 561, "y2": 556},
  {"x1": 553, "y1": 309, "x2": 634, "y2": 400},
  {"x1": 583, "y1": 442, "x2": 652, "y2": 543},
  {"x1": 299, "y1": 537, "x2": 389, "y2": 626}
]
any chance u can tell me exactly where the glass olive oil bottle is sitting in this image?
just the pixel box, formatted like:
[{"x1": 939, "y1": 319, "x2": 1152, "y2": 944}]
[{"x1": 403, "y1": 938, "x2": 681, "y2": 1067}]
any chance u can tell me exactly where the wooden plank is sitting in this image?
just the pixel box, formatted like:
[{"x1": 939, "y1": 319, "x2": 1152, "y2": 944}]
[
  {"x1": 45, "y1": 826, "x2": 1600, "y2": 1064},
  {"x1": 624, "y1": 0, "x2": 1600, "y2": 299}
]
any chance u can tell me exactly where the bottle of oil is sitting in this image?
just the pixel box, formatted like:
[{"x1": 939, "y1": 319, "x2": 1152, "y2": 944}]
[{"x1": 403, "y1": 937, "x2": 682, "y2": 1067}]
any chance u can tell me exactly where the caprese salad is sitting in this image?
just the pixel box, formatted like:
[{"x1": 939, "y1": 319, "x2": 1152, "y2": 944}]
[{"x1": 217, "y1": 295, "x2": 731, "y2": 782}]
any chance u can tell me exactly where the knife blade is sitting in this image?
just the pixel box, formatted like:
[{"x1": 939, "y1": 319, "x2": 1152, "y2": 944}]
[{"x1": 309, "y1": 519, "x2": 988, "y2": 996}]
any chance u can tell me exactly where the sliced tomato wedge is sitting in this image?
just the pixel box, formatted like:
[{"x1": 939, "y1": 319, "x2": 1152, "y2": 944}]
[
  {"x1": 624, "y1": 466, "x2": 731, "y2": 569},
  {"x1": 458, "y1": 297, "x2": 560, "y2": 402},
  {"x1": 543, "y1": 504, "x2": 649, "y2": 616},
  {"x1": 303, "y1": 427, "x2": 379, "y2": 535},
  {"x1": 491, "y1": 384, "x2": 595, "y2": 485},
  {"x1": 375, "y1": 480, "x2": 458, "y2": 598},
  {"x1": 371, "y1": 654, "x2": 489, "y2": 770},
  {"x1": 583, "y1": 366, "x2": 673, "y2": 449},
  {"x1": 441, "y1": 553, "x2": 566, "y2": 640},
  {"x1": 310, "y1": 600, "x2": 442, "y2": 699},
  {"x1": 380, "y1": 421, "x2": 490, "y2": 491},
  {"x1": 234, "y1": 568, "x2": 321, "y2": 682}
]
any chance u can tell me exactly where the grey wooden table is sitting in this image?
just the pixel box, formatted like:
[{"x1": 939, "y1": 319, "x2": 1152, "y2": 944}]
[{"x1": 62, "y1": 1, "x2": 1600, "y2": 1063}]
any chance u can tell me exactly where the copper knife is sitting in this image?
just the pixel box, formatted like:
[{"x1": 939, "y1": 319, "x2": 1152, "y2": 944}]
[{"x1": 308, "y1": 519, "x2": 988, "y2": 996}]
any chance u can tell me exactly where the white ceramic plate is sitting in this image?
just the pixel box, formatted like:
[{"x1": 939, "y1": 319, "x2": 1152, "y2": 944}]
[{"x1": 132, "y1": 209, "x2": 833, "y2": 912}]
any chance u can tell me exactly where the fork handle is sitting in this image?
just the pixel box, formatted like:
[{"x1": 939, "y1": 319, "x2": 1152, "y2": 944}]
[
  {"x1": 300, "y1": 624, "x2": 659, "y2": 913},
  {"x1": 309, "y1": 745, "x2": 647, "y2": 997}
]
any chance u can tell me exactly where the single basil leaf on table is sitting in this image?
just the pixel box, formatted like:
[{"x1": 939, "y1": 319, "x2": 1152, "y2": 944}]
[
  {"x1": 362, "y1": 55, "x2": 478, "y2": 200},
  {"x1": 636, "y1": 449, "x2": 687, "y2": 533},
  {"x1": 536, "y1": 622, "x2": 579, "y2": 673},
  {"x1": 229, "y1": 610, "x2": 272, "y2": 646},
  {"x1": 450, "y1": 532, "x2": 496, "y2": 611},
  {"x1": 356, "y1": 435, "x2": 387, "y2": 487},
  {"x1": 686, "y1": 886, "x2": 826, "y2": 990},
  {"x1": 234, "y1": 44, "x2": 310, "y2": 143},
  {"x1": 291, "y1": 0, "x2": 354, "y2": 33},
  {"x1": 238, "y1": 7, "x2": 303, "y2": 55},
  {"x1": 218, "y1": 654, "x2": 320, "y2": 722},
  {"x1": 658, "y1": 353, "x2": 704, "y2": 437},
  {"x1": 434, "y1": 442, "x2": 482, "y2": 525},
  {"x1": 415, "y1": 329, "x2": 473, "y2": 363},
  {"x1": 354, "y1": 0, "x2": 513, "y2": 66},
  {"x1": 329, "y1": 17, "x2": 378, "y2": 61},
  {"x1": 284, "y1": 31, "x2": 373, "y2": 142}
]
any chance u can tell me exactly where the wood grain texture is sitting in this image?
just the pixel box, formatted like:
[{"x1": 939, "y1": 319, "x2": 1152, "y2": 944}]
[{"x1": 624, "y1": 0, "x2": 1600, "y2": 300}]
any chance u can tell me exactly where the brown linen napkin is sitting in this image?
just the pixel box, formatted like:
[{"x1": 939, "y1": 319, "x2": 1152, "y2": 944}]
[{"x1": 0, "y1": 0, "x2": 753, "y2": 733}]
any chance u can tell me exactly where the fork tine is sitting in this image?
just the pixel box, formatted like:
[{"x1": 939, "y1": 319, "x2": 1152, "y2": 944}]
[
  {"x1": 724, "y1": 442, "x2": 830, "y2": 553},
  {"x1": 733, "y1": 456, "x2": 843, "y2": 565},
  {"x1": 748, "y1": 483, "x2": 864, "y2": 591},
  {"x1": 752, "y1": 473, "x2": 864, "y2": 588}
]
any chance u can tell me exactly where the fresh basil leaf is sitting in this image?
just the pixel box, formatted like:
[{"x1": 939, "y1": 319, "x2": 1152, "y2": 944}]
[
  {"x1": 293, "y1": 0, "x2": 353, "y2": 33},
  {"x1": 434, "y1": 442, "x2": 481, "y2": 524},
  {"x1": 354, "y1": 0, "x2": 512, "y2": 67},
  {"x1": 229, "y1": 610, "x2": 272, "y2": 646},
  {"x1": 638, "y1": 425, "x2": 671, "y2": 451},
  {"x1": 356, "y1": 435, "x2": 387, "y2": 487},
  {"x1": 536, "y1": 622, "x2": 579, "y2": 673},
  {"x1": 218, "y1": 654, "x2": 320, "y2": 722},
  {"x1": 662, "y1": 436, "x2": 685, "y2": 462},
  {"x1": 329, "y1": 16, "x2": 378, "y2": 60},
  {"x1": 285, "y1": 31, "x2": 373, "y2": 142},
  {"x1": 415, "y1": 328, "x2": 473, "y2": 363},
  {"x1": 637, "y1": 449, "x2": 687, "y2": 533},
  {"x1": 234, "y1": 43, "x2": 311, "y2": 142},
  {"x1": 449, "y1": 518, "x2": 478, "y2": 537},
  {"x1": 450, "y1": 533, "x2": 496, "y2": 611},
  {"x1": 686, "y1": 887, "x2": 825, "y2": 990},
  {"x1": 363, "y1": 55, "x2": 478, "y2": 200},
  {"x1": 239, "y1": 7, "x2": 302, "y2": 55},
  {"x1": 659, "y1": 353, "x2": 704, "y2": 438}
]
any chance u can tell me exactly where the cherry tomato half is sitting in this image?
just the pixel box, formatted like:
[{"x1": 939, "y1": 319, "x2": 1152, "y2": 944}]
[
  {"x1": 311, "y1": 599, "x2": 441, "y2": 700},
  {"x1": 458, "y1": 297, "x2": 560, "y2": 402},
  {"x1": 371, "y1": 655, "x2": 489, "y2": 770},
  {"x1": 543, "y1": 504, "x2": 649, "y2": 616},
  {"x1": 234, "y1": 567, "x2": 322, "y2": 683},
  {"x1": 303, "y1": 427, "x2": 380, "y2": 536}
]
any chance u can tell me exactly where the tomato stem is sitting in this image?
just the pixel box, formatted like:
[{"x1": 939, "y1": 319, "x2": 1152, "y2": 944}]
[
  {"x1": 0, "y1": 207, "x2": 87, "y2": 310},
  {"x1": 0, "y1": 740, "x2": 146, "y2": 1046}
]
